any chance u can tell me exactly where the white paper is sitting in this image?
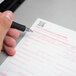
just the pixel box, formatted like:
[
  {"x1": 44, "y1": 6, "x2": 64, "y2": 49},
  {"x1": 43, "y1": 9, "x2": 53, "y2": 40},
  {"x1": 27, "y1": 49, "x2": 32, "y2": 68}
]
[{"x1": 0, "y1": 18, "x2": 76, "y2": 76}]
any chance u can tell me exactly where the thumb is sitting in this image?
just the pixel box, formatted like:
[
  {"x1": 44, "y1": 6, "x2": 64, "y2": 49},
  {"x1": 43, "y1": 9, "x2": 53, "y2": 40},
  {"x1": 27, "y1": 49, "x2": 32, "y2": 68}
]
[{"x1": 0, "y1": 11, "x2": 14, "y2": 51}]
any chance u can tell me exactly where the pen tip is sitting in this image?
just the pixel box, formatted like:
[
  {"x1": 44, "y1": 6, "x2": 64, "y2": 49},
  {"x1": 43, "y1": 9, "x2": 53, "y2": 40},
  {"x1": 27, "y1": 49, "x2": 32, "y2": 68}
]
[
  {"x1": 29, "y1": 29, "x2": 33, "y2": 32},
  {"x1": 26, "y1": 27, "x2": 33, "y2": 32}
]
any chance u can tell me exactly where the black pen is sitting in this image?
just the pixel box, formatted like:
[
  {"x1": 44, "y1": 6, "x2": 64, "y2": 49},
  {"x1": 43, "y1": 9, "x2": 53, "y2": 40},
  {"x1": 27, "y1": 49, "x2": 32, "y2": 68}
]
[{"x1": 11, "y1": 21, "x2": 33, "y2": 32}]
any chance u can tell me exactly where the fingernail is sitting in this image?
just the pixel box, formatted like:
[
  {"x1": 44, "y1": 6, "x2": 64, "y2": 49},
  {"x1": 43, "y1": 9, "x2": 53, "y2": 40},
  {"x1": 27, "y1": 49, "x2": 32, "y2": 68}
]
[
  {"x1": 3, "y1": 11, "x2": 13, "y2": 20},
  {"x1": 5, "y1": 12, "x2": 13, "y2": 20}
]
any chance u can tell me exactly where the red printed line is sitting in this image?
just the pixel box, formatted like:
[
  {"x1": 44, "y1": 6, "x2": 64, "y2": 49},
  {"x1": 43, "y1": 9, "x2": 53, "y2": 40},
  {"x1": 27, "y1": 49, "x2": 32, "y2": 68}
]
[
  {"x1": 8, "y1": 69, "x2": 24, "y2": 76},
  {"x1": 21, "y1": 41, "x2": 74, "y2": 72},
  {"x1": 18, "y1": 47, "x2": 67, "y2": 74},
  {"x1": 4, "y1": 66, "x2": 27, "y2": 76},
  {"x1": 12, "y1": 57, "x2": 28, "y2": 66},
  {"x1": 21, "y1": 32, "x2": 76, "y2": 61},
  {"x1": 22, "y1": 33, "x2": 76, "y2": 62},
  {"x1": 30, "y1": 32, "x2": 59, "y2": 46},
  {"x1": 9, "y1": 61, "x2": 34, "y2": 75},
  {"x1": 35, "y1": 26, "x2": 67, "y2": 40},
  {"x1": 34, "y1": 30, "x2": 76, "y2": 50},
  {"x1": 0, "y1": 72, "x2": 6, "y2": 76},
  {"x1": 27, "y1": 30, "x2": 76, "y2": 54},
  {"x1": 30, "y1": 34, "x2": 76, "y2": 53},
  {"x1": 21, "y1": 45, "x2": 57, "y2": 60},
  {"x1": 18, "y1": 46, "x2": 45, "y2": 63},
  {"x1": 32, "y1": 31, "x2": 76, "y2": 59},
  {"x1": 65, "y1": 55, "x2": 76, "y2": 63},
  {"x1": 20, "y1": 46, "x2": 75, "y2": 74},
  {"x1": 18, "y1": 44, "x2": 76, "y2": 75},
  {"x1": 24, "y1": 36, "x2": 44, "y2": 45},
  {"x1": 21, "y1": 48, "x2": 74, "y2": 75}
]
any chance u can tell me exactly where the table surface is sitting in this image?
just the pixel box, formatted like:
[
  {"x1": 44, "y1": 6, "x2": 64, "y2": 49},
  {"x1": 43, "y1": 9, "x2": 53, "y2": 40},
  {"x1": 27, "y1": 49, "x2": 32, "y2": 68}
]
[{"x1": 0, "y1": 0, "x2": 76, "y2": 65}]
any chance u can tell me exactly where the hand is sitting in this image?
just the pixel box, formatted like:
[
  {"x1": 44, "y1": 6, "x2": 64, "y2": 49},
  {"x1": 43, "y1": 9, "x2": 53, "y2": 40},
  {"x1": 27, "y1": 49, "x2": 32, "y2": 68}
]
[{"x1": 0, "y1": 11, "x2": 19, "y2": 56}]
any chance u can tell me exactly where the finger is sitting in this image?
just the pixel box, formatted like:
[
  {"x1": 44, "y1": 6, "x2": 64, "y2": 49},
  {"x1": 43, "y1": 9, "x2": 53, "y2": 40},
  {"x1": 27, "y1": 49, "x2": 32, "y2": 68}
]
[
  {"x1": 0, "y1": 11, "x2": 14, "y2": 30},
  {"x1": 4, "y1": 36, "x2": 16, "y2": 47},
  {"x1": 4, "y1": 44, "x2": 16, "y2": 56},
  {"x1": 0, "y1": 11, "x2": 14, "y2": 51},
  {"x1": 0, "y1": 12, "x2": 2, "y2": 15},
  {"x1": 2, "y1": 11, "x2": 14, "y2": 21},
  {"x1": 7, "y1": 28, "x2": 20, "y2": 38}
]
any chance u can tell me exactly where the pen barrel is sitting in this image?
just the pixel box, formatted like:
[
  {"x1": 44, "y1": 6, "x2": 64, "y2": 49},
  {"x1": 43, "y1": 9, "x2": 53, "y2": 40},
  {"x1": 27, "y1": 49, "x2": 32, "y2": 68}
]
[{"x1": 11, "y1": 21, "x2": 26, "y2": 31}]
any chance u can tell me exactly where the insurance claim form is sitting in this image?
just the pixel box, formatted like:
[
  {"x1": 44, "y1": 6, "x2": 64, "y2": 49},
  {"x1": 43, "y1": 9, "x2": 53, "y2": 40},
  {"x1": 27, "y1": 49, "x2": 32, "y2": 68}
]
[{"x1": 0, "y1": 18, "x2": 76, "y2": 76}]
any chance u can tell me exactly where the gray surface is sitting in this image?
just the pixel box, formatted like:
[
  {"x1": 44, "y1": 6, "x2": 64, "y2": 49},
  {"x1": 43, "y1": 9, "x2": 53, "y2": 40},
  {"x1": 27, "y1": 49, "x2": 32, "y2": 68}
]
[{"x1": 0, "y1": 0, "x2": 76, "y2": 65}]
